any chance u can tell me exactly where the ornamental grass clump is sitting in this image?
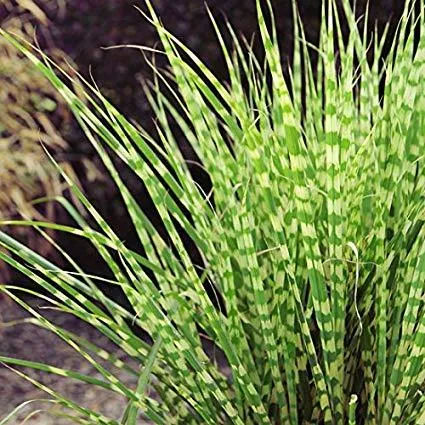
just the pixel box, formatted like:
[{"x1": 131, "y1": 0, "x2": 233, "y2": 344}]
[{"x1": 1, "y1": 0, "x2": 425, "y2": 423}]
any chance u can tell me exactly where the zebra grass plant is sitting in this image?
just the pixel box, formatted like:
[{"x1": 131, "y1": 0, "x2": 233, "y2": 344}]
[{"x1": 1, "y1": 0, "x2": 425, "y2": 423}]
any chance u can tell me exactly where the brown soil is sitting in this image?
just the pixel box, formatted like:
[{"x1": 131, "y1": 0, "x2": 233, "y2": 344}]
[{"x1": 0, "y1": 295, "x2": 143, "y2": 424}]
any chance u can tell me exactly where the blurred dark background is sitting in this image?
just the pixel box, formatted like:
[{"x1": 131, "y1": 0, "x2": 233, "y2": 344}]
[{"x1": 51, "y1": 0, "x2": 403, "y2": 115}]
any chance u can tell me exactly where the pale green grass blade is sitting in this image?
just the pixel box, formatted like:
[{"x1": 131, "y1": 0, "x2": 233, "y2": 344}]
[{"x1": 121, "y1": 337, "x2": 162, "y2": 425}]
